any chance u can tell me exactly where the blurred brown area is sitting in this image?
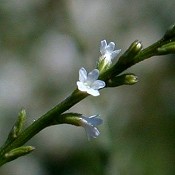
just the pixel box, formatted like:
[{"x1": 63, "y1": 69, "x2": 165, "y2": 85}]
[{"x1": 0, "y1": 0, "x2": 175, "y2": 174}]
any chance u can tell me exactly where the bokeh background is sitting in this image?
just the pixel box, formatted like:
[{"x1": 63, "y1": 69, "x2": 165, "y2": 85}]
[{"x1": 0, "y1": 0, "x2": 175, "y2": 174}]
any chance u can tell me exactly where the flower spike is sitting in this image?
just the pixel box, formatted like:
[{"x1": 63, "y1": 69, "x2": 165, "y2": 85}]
[{"x1": 77, "y1": 67, "x2": 105, "y2": 96}]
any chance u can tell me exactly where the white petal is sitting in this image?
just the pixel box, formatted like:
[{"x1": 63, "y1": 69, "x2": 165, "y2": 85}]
[
  {"x1": 105, "y1": 46, "x2": 113, "y2": 53},
  {"x1": 83, "y1": 124, "x2": 100, "y2": 140},
  {"x1": 88, "y1": 127, "x2": 100, "y2": 139},
  {"x1": 77, "y1": 81, "x2": 88, "y2": 92},
  {"x1": 88, "y1": 116, "x2": 103, "y2": 126},
  {"x1": 107, "y1": 42, "x2": 115, "y2": 51},
  {"x1": 87, "y1": 69, "x2": 99, "y2": 82},
  {"x1": 100, "y1": 40, "x2": 107, "y2": 53},
  {"x1": 91, "y1": 80, "x2": 105, "y2": 90},
  {"x1": 81, "y1": 115, "x2": 103, "y2": 126},
  {"x1": 92, "y1": 127, "x2": 100, "y2": 137},
  {"x1": 80, "y1": 115, "x2": 102, "y2": 140},
  {"x1": 87, "y1": 89, "x2": 100, "y2": 96},
  {"x1": 111, "y1": 49, "x2": 121, "y2": 59},
  {"x1": 79, "y1": 67, "x2": 87, "y2": 82}
]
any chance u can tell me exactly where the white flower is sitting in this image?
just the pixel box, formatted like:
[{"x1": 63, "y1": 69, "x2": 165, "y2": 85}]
[
  {"x1": 77, "y1": 67, "x2": 105, "y2": 96},
  {"x1": 79, "y1": 115, "x2": 103, "y2": 140},
  {"x1": 100, "y1": 40, "x2": 121, "y2": 63}
]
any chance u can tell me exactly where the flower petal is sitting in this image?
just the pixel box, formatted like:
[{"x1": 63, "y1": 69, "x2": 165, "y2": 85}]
[
  {"x1": 87, "y1": 88, "x2": 100, "y2": 96},
  {"x1": 87, "y1": 69, "x2": 99, "y2": 82},
  {"x1": 86, "y1": 115, "x2": 103, "y2": 126},
  {"x1": 107, "y1": 42, "x2": 115, "y2": 51},
  {"x1": 77, "y1": 81, "x2": 88, "y2": 92},
  {"x1": 100, "y1": 40, "x2": 107, "y2": 54},
  {"x1": 79, "y1": 67, "x2": 87, "y2": 82},
  {"x1": 111, "y1": 49, "x2": 121, "y2": 59},
  {"x1": 86, "y1": 126, "x2": 100, "y2": 140},
  {"x1": 79, "y1": 115, "x2": 103, "y2": 140},
  {"x1": 91, "y1": 80, "x2": 105, "y2": 90}
]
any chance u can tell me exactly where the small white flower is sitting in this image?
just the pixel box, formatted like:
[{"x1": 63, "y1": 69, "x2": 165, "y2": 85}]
[
  {"x1": 77, "y1": 67, "x2": 105, "y2": 96},
  {"x1": 79, "y1": 115, "x2": 103, "y2": 140},
  {"x1": 100, "y1": 40, "x2": 121, "y2": 63}
]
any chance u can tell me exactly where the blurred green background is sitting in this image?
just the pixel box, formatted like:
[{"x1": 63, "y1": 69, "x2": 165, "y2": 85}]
[{"x1": 0, "y1": 0, "x2": 175, "y2": 175}]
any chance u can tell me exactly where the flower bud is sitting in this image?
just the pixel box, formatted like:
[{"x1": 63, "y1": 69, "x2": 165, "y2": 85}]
[
  {"x1": 107, "y1": 73, "x2": 138, "y2": 87},
  {"x1": 125, "y1": 74, "x2": 138, "y2": 84},
  {"x1": 5, "y1": 146, "x2": 35, "y2": 160},
  {"x1": 118, "y1": 41, "x2": 142, "y2": 64},
  {"x1": 157, "y1": 42, "x2": 175, "y2": 55},
  {"x1": 14, "y1": 109, "x2": 26, "y2": 137},
  {"x1": 6, "y1": 109, "x2": 26, "y2": 144}
]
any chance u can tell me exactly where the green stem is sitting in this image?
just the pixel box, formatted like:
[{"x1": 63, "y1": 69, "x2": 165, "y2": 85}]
[{"x1": 0, "y1": 89, "x2": 88, "y2": 166}]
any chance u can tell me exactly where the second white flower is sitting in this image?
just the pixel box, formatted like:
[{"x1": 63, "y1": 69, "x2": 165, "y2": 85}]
[{"x1": 77, "y1": 67, "x2": 105, "y2": 96}]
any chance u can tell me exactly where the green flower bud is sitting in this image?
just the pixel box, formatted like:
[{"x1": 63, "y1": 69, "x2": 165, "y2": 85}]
[
  {"x1": 119, "y1": 40, "x2": 142, "y2": 61},
  {"x1": 5, "y1": 146, "x2": 35, "y2": 161},
  {"x1": 157, "y1": 42, "x2": 175, "y2": 55},
  {"x1": 118, "y1": 40, "x2": 142, "y2": 64},
  {"x1": 6, "y1": 109, "x2": 26, "y2": 144},
  {"x1": 107, "y1": 73, "x2": 138, "y2": 87},
  {"x1": 13, "y1": 109, "x2": 26, "y2": 138},
  {"x1": 128, "y1": 40, "x2": 142, "y2": 55}
]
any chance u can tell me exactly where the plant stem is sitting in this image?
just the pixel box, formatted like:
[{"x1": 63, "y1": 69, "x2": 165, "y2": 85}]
[
  {"x1": 1, "y1": 31, "x2": 174, "y2": 166},
  {"x1": 0, "y1": 89, "x2": 88, "y2": 166}
]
